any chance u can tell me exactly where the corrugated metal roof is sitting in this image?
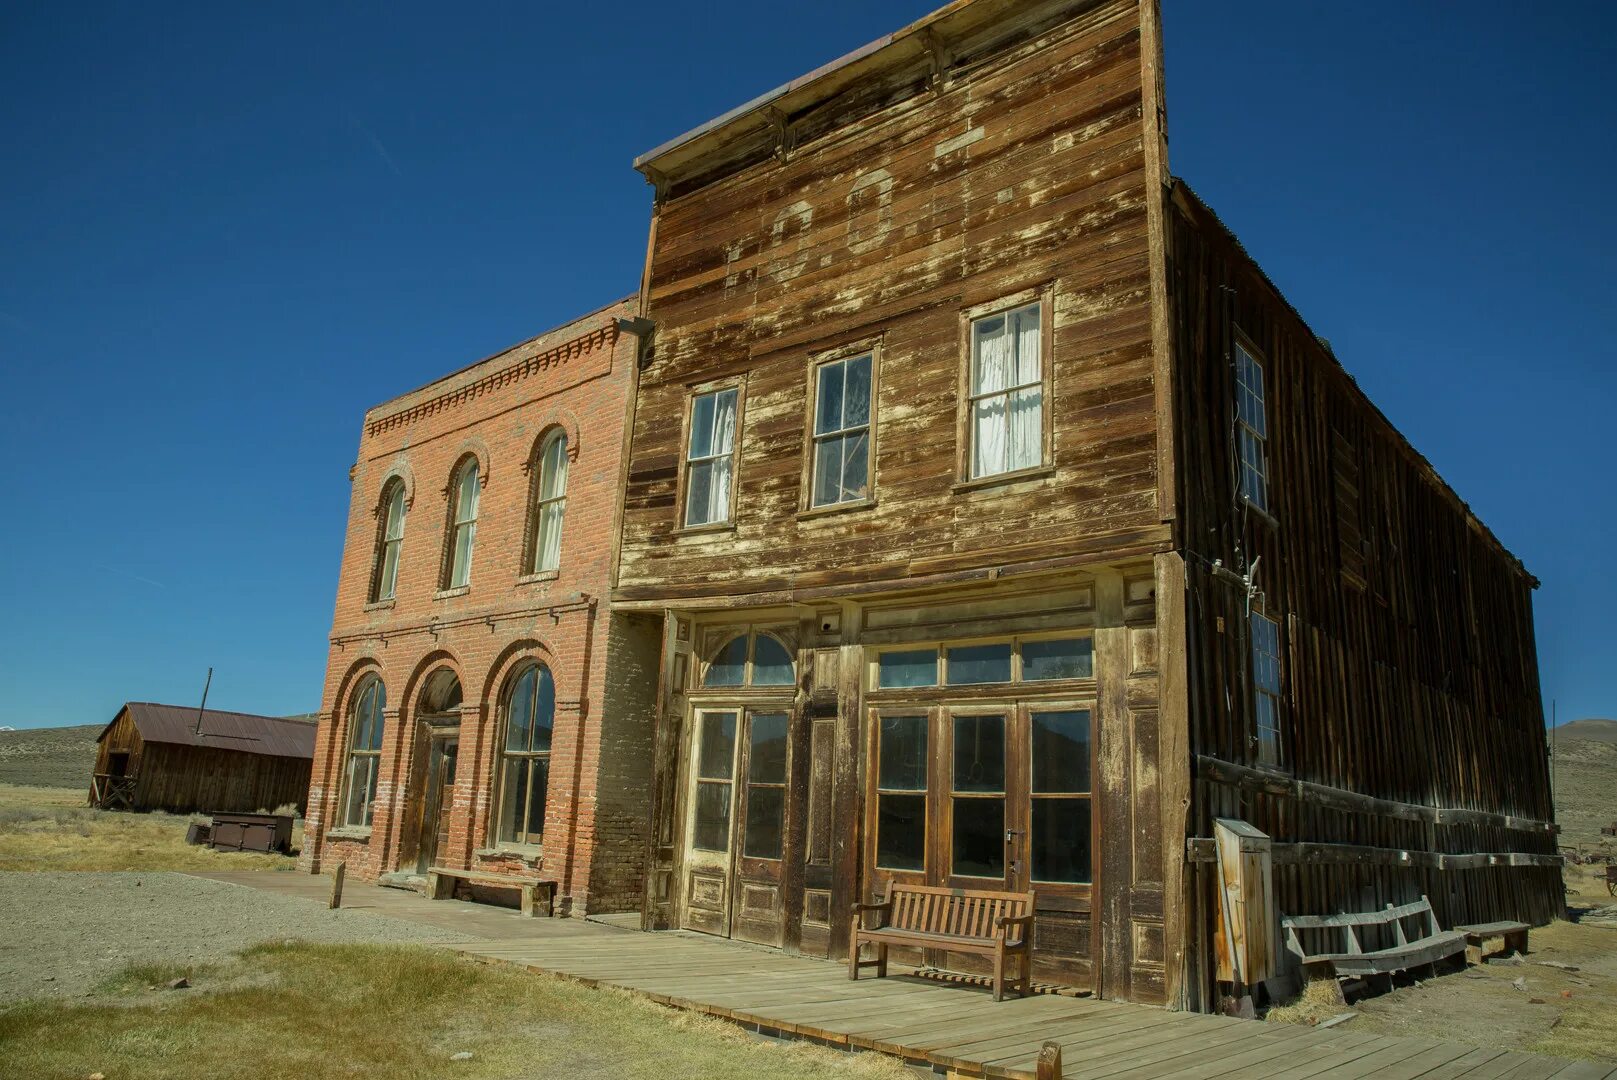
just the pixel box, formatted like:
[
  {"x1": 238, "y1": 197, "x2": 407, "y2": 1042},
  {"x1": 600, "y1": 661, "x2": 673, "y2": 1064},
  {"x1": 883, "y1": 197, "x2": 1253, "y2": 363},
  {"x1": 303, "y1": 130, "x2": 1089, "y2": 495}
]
[{"x1": 105, "y1": 702, "x2": 316, "y2": 760}]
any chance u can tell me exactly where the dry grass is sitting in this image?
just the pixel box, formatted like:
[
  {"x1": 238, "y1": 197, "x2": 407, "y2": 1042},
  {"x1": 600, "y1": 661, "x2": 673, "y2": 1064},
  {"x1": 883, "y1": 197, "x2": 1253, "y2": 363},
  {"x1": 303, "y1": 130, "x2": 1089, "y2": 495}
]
[
  {"x1": 0, "y1": 942, "x2": 916, "y2": 1080},
  {"x1": 1264, "y1": 977, "x2": 1348, "y2": 1026},
  {"x1": 0, "y1": 784, "x2": 299, "y2": 872}
]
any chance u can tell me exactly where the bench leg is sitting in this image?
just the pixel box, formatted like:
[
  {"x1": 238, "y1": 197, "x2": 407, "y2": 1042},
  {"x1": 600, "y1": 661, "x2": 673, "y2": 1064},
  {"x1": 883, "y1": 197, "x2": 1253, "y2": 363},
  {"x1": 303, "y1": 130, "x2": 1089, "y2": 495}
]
[
  {"x1": 520, "y1": 885, "x2": 535, "y2": 918},
  {"x1": 877, "y1": 941, "x2": 888, "y2": 978},
  {"x1": 428, "y1": 872, "x2": 452, "y2": 901},
  {"x1": 1020, "y1": 947, "x2": 1032, "y2": 998},
  {"x1": 993, "y1": 947, "x2": 1006, "y2": 1003}
]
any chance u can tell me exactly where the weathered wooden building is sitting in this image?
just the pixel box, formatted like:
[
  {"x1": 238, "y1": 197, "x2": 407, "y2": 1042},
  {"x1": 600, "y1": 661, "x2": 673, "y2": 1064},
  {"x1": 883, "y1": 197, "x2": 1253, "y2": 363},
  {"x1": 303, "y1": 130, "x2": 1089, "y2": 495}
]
[
  {"x1": 614, "y1": 0, "x2": 1557, "y2": 1009},
  {"x1": 91, "y1": 702, "x2": 315, "y2": 814}
]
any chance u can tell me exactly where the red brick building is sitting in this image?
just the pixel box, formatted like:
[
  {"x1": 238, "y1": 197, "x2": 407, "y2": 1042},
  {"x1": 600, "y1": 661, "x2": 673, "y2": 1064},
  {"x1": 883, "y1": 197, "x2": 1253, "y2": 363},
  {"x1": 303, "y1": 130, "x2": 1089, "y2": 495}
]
[{"x1": 299, "y1": 298, "x2": 662, "y2": 915}]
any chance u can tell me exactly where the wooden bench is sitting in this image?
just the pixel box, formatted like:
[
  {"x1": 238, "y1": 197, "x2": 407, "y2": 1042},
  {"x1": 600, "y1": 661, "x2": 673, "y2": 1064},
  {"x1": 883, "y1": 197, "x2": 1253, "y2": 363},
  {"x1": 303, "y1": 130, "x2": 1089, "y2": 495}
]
[
  {"x1": 1282, "y1": 896, "x2": 1466, "y2": 984},
  {"x1": 849, "y1": 883, "x2": 1034, "y2": 1002},
  {"x1": 1456, "y1": 920, "x2": 1529, "y2": 965},
  {"x1": 426, "y1": 866, "x2": 556, "y2": 917}
]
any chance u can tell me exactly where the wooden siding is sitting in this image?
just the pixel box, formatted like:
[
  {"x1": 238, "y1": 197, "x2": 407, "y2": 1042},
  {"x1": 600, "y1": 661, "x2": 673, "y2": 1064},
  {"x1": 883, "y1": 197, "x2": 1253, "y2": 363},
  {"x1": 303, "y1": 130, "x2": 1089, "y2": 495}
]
[
  {"x1": 618, "y1": 0, "x2": 1172, "y2": 605},
  {"x1": 1165, "y1": 184, "x2": 1558, "y2": 1009},
  {"x1": 131, "y1": 744, "x2": 312, "y2": 816}
]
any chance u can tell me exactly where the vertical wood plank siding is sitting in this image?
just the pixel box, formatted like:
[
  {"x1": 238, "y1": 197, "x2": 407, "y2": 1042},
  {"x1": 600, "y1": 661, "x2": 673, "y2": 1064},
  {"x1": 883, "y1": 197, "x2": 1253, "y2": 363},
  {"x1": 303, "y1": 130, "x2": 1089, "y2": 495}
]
[
  {"x1": 618, "y1": 0, "x2": 1172, "y2": 603},
  {"x1": 1166, "y1": 186, "x2": 1558, "y2": 1010}
]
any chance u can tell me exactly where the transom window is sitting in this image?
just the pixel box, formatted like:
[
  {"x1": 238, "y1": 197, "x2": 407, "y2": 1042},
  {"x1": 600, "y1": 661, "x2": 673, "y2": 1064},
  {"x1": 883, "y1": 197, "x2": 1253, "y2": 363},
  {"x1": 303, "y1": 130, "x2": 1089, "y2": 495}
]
[
  {"x1": 531, "y1": 431, "x2": 568, "y2": 573},
  {"x1": 1250, "y1": 611, "x2": 1283, "y2": 768},
  {"x1": 496, "y1": 664, "x2": 554, "y2": 846},
  {"x1": 968, "y1": 301, "x2": 1043, "y2": 479},
  {"x1": 810, "y1": 352, "x2": 872, "y2": 507},
  {"x1": 703, "y1": 632, "x2": 795, "y2": 688},
  {"x1": 684, "y1": 386, "x2": 739, "y2": 527},
  {"x1": 371, "y1": 480, "x2": 406, "y2": 602},
  {"x1": 445, "y1": 458, "x2": 480, "y2": 588},
  {"x1": 873, "y1": 636, "x2": 1093, "y2": 690},
  {"x1": 341, "y1": 676, "x2": 386, "y2": 828},
  {"x1": 1235, "y1": 341, "x2": 1269, "y2": 512}
]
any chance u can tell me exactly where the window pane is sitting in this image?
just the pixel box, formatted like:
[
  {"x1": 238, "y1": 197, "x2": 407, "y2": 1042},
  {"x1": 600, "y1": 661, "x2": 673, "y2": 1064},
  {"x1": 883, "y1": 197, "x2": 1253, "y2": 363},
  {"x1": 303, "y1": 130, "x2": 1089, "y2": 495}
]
[
  {"x1": 367, "y1": 683, "x2": 386, "y2": 751},
  {"x1": 705, "y1": 638, "x2": 747, "y2": 686},
  {"x1": 506, "y1": 668, "x2": 534, "y2": 752},
  {"x1": 535, "y1": 501, "x2": 563, "y2": 572},
  {"x1": 877, "y1": 649, "x2": 937, "y2": 689},
  {"x1": 345, "y1": 756, "x2": 371, "y2": 827},
  {"x1": 812, "y1": 436, "x2": 843, "y2": 507},
  {"x1": 844, "y1": 353, "x2": 871, "y2": 427},
  {"x1": 712, "y1": 389, "x2": 738, "y2": 454},
  {"x1": 540, "y1": 435, "x2": 568, "y2": 500},
  {"x1": 946, "y1": 643, "x2": 1012, "y2": 685},
  {"x1": 1012, "y1": 303, "x2": 1041, "y2": 384},
  {"x1": 1031, "y1": 710, "x2": 1091, "y2": 793},
  {"x1": 748, "y1": 713, "x2": 788, "y2": 783},
  {"x1": 952, "y1": 798, "x2": 1004, "y2": 878},
  {"x1": 816, "y1": 359, "x2": 844, "y2": 435},
  {"x1": 840, "y1": 430, "x2": 869, "y2": 502},
  {"x1": 456, "y1": 465, "x2": 479, "y2": 520},
  {"x1": 1022, "y1": 638, "x2": 1093, "y2": 681},
  {"x1": 751, "y1": 636, "x2": 795, "y2": 686},
  {"x1": 972, "y1": 315, "x2": 1010, "y2": 394},
  {"x1": 689, "y1": 392, "x2": 716, "y2": 459},
  {"x1": 524, "y1": 757, "x2": 549, "y2": 843},
  {"x1": 693, "y1": 781, "x2": 731, "y2": 852},
  {"x1": 685, "y1": 460, "x2": 713, "y2": 525},
  {"x1": 1007, "y1": 386, "x2": 1041, "y2": 472},
  {"x1": 698, "y1": 712, "x2": 736, "y2": 780},
  {"x1": 350, "y1": 683, "x2": 374, "y2": 751},
  {"x1": 743, "y1": 786, "x2": 785, "y2": 859},
  {"x1": 531, "y1": 666, "x2": 554, "y2": 754},
  {"x1": 878, "y1": 715, "x2": 927, "y2": 791},
  {"x1": 708, "y1": 455, "x2": 733, "y2": 521},
  {"x1": 499, "y1": 755, "x2": 527, "y2": 844},
  {"x1": 952, "y1": 713, "x2": 1005, "y2": 793},
  {"x1": 971, "y1": 396, "x2": 1007, "y2": 478},
  {"x1": 1031, "y1": 798, "x2": 1091, "y2": 883},
  {"x1": 877, "y1": 793, "x2": 925, "y2": 871},
  {"x1": 384, "y1": 486, "x2": 406, "y2": 540},
  {"x1": 378, "y1": 539, "x2": 400, "y2": 600},
  {"x1": 451, "y1": 522, "x2": 474, "y2": 586},
  {"x1": 1256, "y1": 722, "x2": 1280, "y2": 768}
]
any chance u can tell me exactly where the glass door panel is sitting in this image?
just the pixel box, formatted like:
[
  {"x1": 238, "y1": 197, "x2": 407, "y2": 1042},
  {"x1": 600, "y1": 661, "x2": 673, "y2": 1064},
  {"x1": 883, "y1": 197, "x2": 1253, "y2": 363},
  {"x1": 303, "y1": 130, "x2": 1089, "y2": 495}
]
[
  {"x1": 1028, "y1": 709, "x2": 1093, "y2": 885},
  {"x1": 950, "y1": 712, "x2": 1007, "y2": 882}
]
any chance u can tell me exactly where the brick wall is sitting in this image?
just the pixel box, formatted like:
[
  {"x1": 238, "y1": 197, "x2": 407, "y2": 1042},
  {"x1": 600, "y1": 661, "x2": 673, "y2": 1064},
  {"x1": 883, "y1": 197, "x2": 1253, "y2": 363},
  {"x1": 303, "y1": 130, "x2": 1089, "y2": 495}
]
[{"x1": 300, "y1": 296, "x2": 649, "y2": 914}]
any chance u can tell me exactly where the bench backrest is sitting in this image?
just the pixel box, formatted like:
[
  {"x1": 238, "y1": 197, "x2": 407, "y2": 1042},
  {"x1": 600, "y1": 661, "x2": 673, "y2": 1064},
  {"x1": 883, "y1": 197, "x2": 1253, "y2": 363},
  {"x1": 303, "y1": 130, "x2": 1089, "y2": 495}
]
[
  {"x1": 887, "y1": 883, "x2": 1034, "y2": 939},
  {"x1": 1282, "y1": 895, "x2": 1442, "y2": 957}
]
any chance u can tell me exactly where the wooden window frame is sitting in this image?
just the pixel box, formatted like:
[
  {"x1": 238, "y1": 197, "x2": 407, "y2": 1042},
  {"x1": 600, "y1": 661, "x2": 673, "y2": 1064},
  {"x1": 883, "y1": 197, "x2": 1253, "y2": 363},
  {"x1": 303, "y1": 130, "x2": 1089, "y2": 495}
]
[
  {"x1": 1249, "y1": 608, "x2": 1284, "y2": 771},
  {"x1": 492, "y1": 662, "x2": 554, "y2": 851},
  {"x1": 698, "y1": 628, "x2": 796, "y2": 690},
  {"x1": 945, "y1": 703, "x2": 1013, "y2": 885},
  {"x1": 369, "y1": 479, "x2": 407, "y2": 604},
  {"x1": 339, "y1": 675, "x2": 385, "y2": 830},
  {"x1": 1022, "y1": 700, "x2": 1097, "y2": 891},
  {"x1": 799, "y1": 337, "x2": 881, "y2": 517},
  {"x1": 524, "y1": 429, "x2": 569, "y2": 576},
  {"x1": 868, "y1": 706, "x2": 934, "y2": 876},
  {"x1": 1233, "y1": 333, "x2": 1272, "y2": 519},
  {"x1": 676, "y1": 379, "x2": 746, "y2": 533},
  {"x1": 442, "y1": 456, "x2": 481, "y2": 590},
  {"x1": 955, "y1": 284, "x2": 1056, "y2": 489},
  {"x1": 866, "y1": 632, "x2": 1097, "y2": 701}
]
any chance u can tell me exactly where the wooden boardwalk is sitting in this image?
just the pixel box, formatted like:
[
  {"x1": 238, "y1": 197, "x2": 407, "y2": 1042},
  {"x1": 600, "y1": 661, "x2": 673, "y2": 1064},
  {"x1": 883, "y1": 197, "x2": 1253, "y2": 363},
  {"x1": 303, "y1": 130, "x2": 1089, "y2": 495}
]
[{"x1": 194, "y1": 872, "x2": 1614, "y2": 1080}]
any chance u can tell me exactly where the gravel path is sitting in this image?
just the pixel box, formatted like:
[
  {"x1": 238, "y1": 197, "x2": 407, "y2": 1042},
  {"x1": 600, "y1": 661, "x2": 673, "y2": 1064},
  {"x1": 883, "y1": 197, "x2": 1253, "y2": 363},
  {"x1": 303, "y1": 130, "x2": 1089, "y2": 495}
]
[{"x1": 0, "y1": 871, "x2": 470, "y2": 1002}]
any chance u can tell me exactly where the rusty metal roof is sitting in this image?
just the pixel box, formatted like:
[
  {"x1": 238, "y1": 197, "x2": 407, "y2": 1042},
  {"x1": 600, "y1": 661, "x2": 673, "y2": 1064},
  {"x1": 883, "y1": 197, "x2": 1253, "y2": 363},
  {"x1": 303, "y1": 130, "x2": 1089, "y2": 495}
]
[{"x1": 104, "y1": 702, "x2": 316, "y2": 760}]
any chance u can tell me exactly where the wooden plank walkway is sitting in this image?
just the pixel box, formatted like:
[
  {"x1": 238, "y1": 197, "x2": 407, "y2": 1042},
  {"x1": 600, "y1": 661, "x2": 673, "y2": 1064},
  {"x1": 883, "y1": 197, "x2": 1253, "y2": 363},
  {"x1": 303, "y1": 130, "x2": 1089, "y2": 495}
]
[{"x1": 192, "y1": 872, "x2": 1614, "y2": 1080}]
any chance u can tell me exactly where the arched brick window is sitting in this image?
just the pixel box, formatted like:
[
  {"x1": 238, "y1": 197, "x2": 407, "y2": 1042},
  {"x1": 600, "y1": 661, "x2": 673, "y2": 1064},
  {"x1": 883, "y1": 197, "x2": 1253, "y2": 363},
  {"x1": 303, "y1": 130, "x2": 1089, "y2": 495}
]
[
  {"x1": 443, "y1": 457, "x2": 480, "y2": 589},
  {"x1": 341, "y1": 675, "x2": 386, "y2": 828},
  {"x1": 528, "y1": 430, "x2": 569, "y2": 573},
  {"x1": 495, "y1": 663, "x2": 554, "y2": 847},
  {"x1": 370, "y1": 479, "x2": 407, "y2": 602}
]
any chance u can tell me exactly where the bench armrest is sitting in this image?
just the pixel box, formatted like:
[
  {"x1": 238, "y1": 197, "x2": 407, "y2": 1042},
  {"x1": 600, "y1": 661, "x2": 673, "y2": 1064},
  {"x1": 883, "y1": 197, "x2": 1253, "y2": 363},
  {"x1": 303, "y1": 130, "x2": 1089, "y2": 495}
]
[
  {"x1": 996, "y1": 912, "x2": 1035, "y2": 946},
  {"x1": 851, "y1": 900, "x2": 892, "y2": 930}
]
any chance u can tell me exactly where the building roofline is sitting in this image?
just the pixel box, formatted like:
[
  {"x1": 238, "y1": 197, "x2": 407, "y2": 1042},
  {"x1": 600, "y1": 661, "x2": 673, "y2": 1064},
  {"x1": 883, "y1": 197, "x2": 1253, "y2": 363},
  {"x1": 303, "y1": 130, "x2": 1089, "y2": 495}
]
[{"x1": 1171, "y1": 178, "x2": 1537, "y2": 587}]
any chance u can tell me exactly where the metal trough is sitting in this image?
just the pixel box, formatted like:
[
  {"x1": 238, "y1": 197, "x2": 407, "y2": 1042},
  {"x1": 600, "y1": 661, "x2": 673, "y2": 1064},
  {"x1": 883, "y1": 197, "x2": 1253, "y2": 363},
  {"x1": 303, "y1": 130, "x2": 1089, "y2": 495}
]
[{"x1": 208, "y1": 812, "x2": 293, "y2": 854}]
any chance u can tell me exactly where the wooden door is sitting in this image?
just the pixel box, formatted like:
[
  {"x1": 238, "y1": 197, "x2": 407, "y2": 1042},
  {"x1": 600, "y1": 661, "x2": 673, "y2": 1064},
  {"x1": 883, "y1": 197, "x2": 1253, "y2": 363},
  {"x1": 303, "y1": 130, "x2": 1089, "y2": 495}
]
[
  {"x1": 681, "y1": 707, "x2": 791, "y2": 944},
  {"x1": 729, "y1": 710, "x2": 789, "y2": 946},
  {"x1": 415, "y1": 736, "x2": 458, "y2": 874}
]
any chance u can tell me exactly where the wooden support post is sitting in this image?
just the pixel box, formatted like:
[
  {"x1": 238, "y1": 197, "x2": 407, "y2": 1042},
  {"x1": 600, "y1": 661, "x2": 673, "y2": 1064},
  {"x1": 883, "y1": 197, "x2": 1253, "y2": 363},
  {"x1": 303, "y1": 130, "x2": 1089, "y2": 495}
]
[
  {"x1": 1036, "y1": 1040, "x2": 1063, "y2": 1080},
  {"x1": 328, "y1": 861, "x2": 346, "y2": 910}
]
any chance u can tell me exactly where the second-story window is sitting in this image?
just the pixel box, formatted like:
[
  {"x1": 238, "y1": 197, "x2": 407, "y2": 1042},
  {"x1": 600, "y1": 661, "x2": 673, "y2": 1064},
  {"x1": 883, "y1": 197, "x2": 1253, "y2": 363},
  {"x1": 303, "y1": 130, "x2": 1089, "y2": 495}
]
[
  {"x1": 968, "y1": 301, "x2": 1043, "y2": 479},
  {"x1": 445, "y1": 458, "x2": 480, "y2": 589},
  {"x1": 1250, "y1": 609, "x2": 1283, "y2": 768},
  {"x1": 531, "y1": 431, "x2": 568, "y2": 573},
  {"x1": 684, "y1": 386, "x2": 739, "y2": 527},
  {"x1": 810, "y1": 352, "x2": 873, "y2": 507},
  {"x1": 1235, "y1": 340, "x2": 1269, "y2": 512},
  {"x1": 371, "y1": 480, "x2": 406, "y2": 602}
]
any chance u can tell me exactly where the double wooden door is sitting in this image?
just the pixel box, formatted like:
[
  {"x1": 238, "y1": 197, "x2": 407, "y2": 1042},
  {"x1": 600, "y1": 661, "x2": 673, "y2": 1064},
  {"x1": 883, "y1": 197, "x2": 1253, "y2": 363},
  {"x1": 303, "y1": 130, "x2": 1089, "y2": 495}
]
[
  {"x1": 414, "y1": 735, "x2": 458, "y2": 874},
  {"x1": 681, "y1": 706, "x2": 792, "y2": 946},
  {"x1": 867, "y1": 701, "x2": 1096, "y2": 984}
]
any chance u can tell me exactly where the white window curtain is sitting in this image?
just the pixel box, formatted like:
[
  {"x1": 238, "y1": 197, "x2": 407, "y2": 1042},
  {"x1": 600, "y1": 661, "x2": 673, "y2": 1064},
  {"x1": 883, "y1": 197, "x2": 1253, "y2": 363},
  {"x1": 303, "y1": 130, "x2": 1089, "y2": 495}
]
[
  {"x1": 534, "y1": 434, "x2": 568, "y2": 572},
  {"x1": 448, "y1": 462, "x2": 479, "y2": 587},
  {"x1": 971, "y1": 303, "x2": 1042, "y2": 478}
]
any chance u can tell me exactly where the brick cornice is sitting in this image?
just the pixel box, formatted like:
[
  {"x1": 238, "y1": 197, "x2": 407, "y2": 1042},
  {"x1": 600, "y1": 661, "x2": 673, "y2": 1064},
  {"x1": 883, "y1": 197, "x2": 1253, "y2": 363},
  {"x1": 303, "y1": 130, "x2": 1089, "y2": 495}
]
[{"x1": 366, "y1": 323, "x2": 620, "y2": 439}]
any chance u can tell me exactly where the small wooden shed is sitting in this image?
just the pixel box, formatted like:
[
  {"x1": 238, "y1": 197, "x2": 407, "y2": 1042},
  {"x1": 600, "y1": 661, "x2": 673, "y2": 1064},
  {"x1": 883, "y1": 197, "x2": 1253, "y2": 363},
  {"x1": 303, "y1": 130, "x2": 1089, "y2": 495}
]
[{"x1": 90, "y1": 702, "x2": 315, "y2": 814}]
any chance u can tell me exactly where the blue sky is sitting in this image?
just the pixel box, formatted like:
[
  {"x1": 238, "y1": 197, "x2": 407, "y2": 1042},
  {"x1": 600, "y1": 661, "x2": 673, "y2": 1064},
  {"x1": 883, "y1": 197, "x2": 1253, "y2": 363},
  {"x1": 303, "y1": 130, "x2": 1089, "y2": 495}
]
[{"x1": 1, "y1": 2, "x2": 1611, "y2": 729}]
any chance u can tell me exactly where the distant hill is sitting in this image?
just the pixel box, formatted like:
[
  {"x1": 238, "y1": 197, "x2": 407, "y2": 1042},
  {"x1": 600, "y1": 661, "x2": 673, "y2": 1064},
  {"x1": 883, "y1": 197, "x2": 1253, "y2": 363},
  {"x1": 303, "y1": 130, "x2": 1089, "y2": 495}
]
[
  {"x1": 1552, "y1": 720, "x2": 1617, "y2": 854},
  {"x1": 0, "y1": 724, "x2": 100, "y2": 789}
]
